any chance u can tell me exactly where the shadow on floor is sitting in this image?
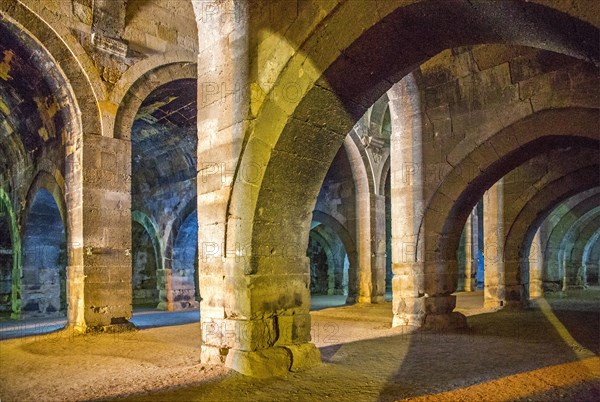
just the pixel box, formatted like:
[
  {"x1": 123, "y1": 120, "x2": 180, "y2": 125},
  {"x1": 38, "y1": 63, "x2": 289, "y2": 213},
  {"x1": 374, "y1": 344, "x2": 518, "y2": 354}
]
[{"x1": 117, "y1": 290, "x2": 599, "y2": 402}]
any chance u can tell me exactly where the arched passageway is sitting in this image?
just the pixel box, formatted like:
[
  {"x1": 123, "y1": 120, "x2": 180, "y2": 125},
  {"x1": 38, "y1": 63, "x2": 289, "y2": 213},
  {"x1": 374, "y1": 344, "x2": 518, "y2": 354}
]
[
  {"x1": 307, "y1": 223, "x2": 349, "y2": 297},
  {"x1": 127, "y1": 72, "x2": 198, "y2": 311},
  {"x1": 132, "y1": 220, "x2": 160, "y2": 308},
  {"x1": 196, "y1": 0, "x2": 600, "y2": 375},
  {"x1": 171, "y1": 210, "x2": 200, "y2": 310},
  {"x1": 0, "y1": 190, "x2": 19, "y2": 316},
  {"x1": 21, "y1": 189, "x2": 66, "y2": 318}
]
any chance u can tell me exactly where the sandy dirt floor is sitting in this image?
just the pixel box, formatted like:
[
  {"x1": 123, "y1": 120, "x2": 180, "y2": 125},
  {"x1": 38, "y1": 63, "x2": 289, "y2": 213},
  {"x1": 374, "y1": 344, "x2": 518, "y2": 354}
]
[{"x1": 0, "y1": 289, "x2": 598, "y2": 401}]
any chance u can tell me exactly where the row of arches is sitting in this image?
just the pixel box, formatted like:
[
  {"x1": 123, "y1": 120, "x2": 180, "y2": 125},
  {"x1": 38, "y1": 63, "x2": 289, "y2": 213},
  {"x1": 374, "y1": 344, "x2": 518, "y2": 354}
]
[
  {"x1": 0, "y1": 182, "x2": 202, "y2": 318},
  {"x1": 0, "y1": 181, "x2": 65, "y2": 318},
  {"x1": 0, "y1": 0, "x2": 598, "y2": 379},
  {"x1": 131, "y1": 209, "x2": 200, "y2": 310}
]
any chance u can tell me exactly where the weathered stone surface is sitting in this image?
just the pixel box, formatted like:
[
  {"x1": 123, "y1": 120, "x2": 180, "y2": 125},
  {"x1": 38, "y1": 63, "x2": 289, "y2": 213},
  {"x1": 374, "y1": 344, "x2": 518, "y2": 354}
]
[
  {"x1": 225, "y1": 347, "x2": 292, "y2": 378},
  {"x1": 1, "y1": 0, "x2": 598, "y2": 383}
]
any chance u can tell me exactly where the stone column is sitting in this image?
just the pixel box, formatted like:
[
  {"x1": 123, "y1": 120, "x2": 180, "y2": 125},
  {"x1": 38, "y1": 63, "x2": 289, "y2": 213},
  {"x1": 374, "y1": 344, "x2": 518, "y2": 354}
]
[
  {"x1": 456, "y1": 227, "x2": 467, "y2": 292},
  {"x1": 389, "y1": 75, "x2": 426, "y2": 328},
  {"x1": 463, "y1": 210, "x2": 478, "y2": 292},
  {"x1": 193, "y1": 0, "x2": 319, "y2": 377},
  {"x1": 529, "y1": 227, "x2": 544, "y2": 299},
  {"x1": 483, "y1": 179, "x2": 505, "y2": 309},
  {"x1": 344, "y1": 134, "x2": 385, "y2": 304},
  {"x1": 67, "y1": 134, "x2": 132, "y2": 331},
  {"x1": 390, "y1": 76, "x2": 465, "y2": 329},
  {"x1": 369, "y1": 192, "x2": 387, "y2": 303}
]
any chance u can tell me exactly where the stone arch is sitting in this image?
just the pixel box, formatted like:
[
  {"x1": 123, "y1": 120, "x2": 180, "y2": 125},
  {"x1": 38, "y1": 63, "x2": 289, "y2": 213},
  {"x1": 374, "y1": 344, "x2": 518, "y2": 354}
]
[
  {"x1": 113, "y1": 61, "x2": 197, "y2": 140},
  {"x1": 131, "y1": 211, "x2": 163, "y2": 308},
  {"x1": 503, "y1": 167, "x2": 600, "y2": 303},
  {"x1": 193, "y1": 0, "x2": 600, "y2": 373},
  {"x1": 423, "y1": 108, "x2": 599, "y2": 282},
  {"x1": 583, "y1": 230, "x2": 600, "y2": 284},
  {"x1": 21, "y1": 176, "x2": 67, "y2": 318},
  {"x1": 569, "y1": 217, "x2": 600, "y2": 286},
  {"x1": 0, "y1": 2, "x2": 101, "y2": 136},
  {"x1": 0, "y1": 1, "x2": 104, "y2": 329},
  {"x1": 0, "y1": 188, "x2": 21, "y2": 318},
  {"x1": 345, "y1": 131, "x2": 376, "y2": 197},
  {"x1": 308, "y1": 227, "x2": 338, "y2": 296},
  {"x1": 478, "y1": 147, "x2": 599, "y2": 306},
  {"x1": 132, "y1": 211, "x2": 163, "y2": 272},
  {"x1": 312, "y1": 210, "x2": 357, "y2": 302},
  {"x1": 341, "y1": 133, "x2": 382, "y2": 302},
  {"x1": 542, "y1": 191, "x2": 600, "y2": 288},
  {"x1": 369, "y1": 95, "x2": 391, "y2": 137},
  {"x1": 235, "y1": 3, "x2": 600, "y2": 289},
  {"x1": 379, "y1": 154, "x2": 391, "y2": 198},
  {"x1": 23, "y1": 171, "x2": 67, "y2": 228},
  {"x1": 166, "y1": 195, "x2": 198, "y2": 266},
  {"x1": 559, "y1": 209, "x2": 600, "y2": 288}
]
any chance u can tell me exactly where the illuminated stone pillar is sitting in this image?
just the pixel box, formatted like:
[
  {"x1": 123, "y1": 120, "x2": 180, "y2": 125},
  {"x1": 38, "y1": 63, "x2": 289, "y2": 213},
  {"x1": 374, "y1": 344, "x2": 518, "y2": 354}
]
[
  {"x1": 67, "y1": 134, "x2": 132, "y2": 331},
  {"x1": 390, "y1": 75, "x2": 463, "y2": 329},
  {"x1": 368, "y1": 192, "x2": 387, "y2": 303},
  {"x1": 389, "y1": 75, "x2": 425, "y2": 327},
  {"x1": 463, "y1": 209, "x2": 478, "y2": 292},
  {"x1": 193, "y1": 0, "x2": 319, "y2": 377},
  {"x1": 483, "y1": 179, "x2": 505, "y2": 309}
]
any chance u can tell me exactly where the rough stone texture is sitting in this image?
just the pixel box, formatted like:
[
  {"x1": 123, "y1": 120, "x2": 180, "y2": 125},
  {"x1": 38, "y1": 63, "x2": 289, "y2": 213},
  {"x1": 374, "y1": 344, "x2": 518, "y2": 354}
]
[
  {"x1": 81, "y1": 134, "x2": 132, "y2": 328},
  {"x1": 0, "y1": 0, "x2": 598, "y2": 381},
  {"x1": 483, "y1": 180, "x2": 505, "y2": 309}
]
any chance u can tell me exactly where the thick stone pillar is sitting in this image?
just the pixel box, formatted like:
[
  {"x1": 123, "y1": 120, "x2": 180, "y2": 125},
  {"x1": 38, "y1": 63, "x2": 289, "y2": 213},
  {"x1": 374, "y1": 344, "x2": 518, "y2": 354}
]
[
  {"x1": 389, "y1": 75, "x2": 426, "y2": 328},
  {"x1": 193, "y1": 0, "x2": 319, "y2": 377},
  {"x1": 369, "y1": 192, "x2": 387, "y2": 303},
  {"x1": 387, "y1": 72, "x2": 469, "y2": 331},
  {"x1": 390, "y1": 76, "x2": 463, "y2": 329},
  {"x1": 344, "y1": 134, "x2": 385, "y2": 304},
  {"x1": 67, "y1": 134, "x2": 132, "y2": 331},
  {"x1": 483, "y1": 180, "x2": 505, "y2": 308}
]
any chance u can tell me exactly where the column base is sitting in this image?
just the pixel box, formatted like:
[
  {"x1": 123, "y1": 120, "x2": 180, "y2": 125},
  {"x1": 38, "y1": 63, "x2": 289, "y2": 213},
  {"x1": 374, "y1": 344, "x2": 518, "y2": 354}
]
[
  {"x1": 84, "y1": 320, "x2": 137, "y2": 333},
  {"x1": 157, "y1": 300, "x2": 200, "y2": 312},
  {"x1": 504, "y1": 299, "x2": 528, "y2": 309},
  {"x1": 224, "y1": 344, "x2": 321, "y2": 378},
  {"x1": 392, "y1": 312, "x2": 468, "y2": 331},
  {"x1": 356, "y1": 295, "x2": 386, "y2": 304},
  {"x1": 542, "y1": 281, "x2": 562, "y2": 292},
  {"x1": 483, "y1": 299, "x2": 504, "y2": 309},
  {"x1": 392, "y1": 295, "x2": 466, "y2": 330},
  {"x1": 201, "y1": 345, "x2": 228, "y2": 365},
  {"x1": 422, "y1": 312, "x2": 468, "y2": 331}
]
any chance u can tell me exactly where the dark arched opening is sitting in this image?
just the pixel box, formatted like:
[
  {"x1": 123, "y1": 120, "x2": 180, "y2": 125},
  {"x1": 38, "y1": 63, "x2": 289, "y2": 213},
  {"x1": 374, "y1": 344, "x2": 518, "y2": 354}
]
[
  {"x1": 132, "y1": 220, "x2": 159, "y2": 308},
  {"x1": 21, "y1": 189, "x2": 66, "y2": 318},
  {"x1": 172, "y1": 210, "x2": 199, "y2": 309}
]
